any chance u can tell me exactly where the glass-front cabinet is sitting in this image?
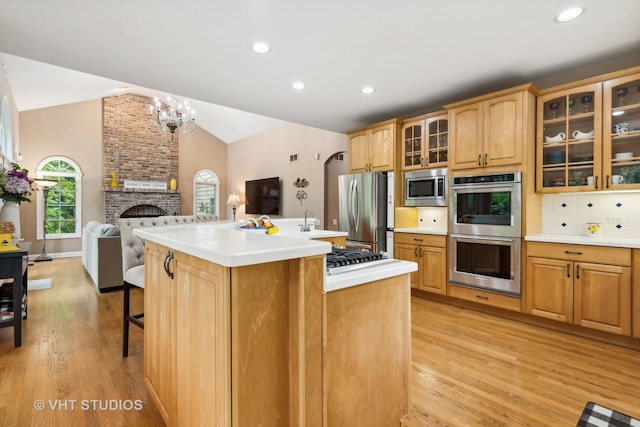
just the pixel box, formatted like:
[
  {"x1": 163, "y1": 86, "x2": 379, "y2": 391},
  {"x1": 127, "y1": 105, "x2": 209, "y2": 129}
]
[
  {"x1": 400, "y1": 111, "x2": 447, "y2": 170},
  {"x1": 603, "y1": 73, "x2": 640, "y2": 189},
  {"x1": 537, "y1": 83, "x2": 602, "y2": 192}
]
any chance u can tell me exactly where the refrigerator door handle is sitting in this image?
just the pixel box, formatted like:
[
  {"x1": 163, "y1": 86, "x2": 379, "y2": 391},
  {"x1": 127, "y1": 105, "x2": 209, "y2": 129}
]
[{"x1": 350, "y1": 179, "x2": 359, "y2": 233}]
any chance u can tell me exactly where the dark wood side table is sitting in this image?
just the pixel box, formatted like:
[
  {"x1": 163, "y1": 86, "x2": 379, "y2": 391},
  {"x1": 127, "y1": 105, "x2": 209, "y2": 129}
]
[{"x1": 0, "y1": 242, "x2": 31, "y2": 347}]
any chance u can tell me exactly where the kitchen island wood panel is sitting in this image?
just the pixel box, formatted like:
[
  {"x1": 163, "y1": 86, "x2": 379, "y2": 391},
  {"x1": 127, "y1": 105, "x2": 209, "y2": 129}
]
[
  {"x1": 325, "y1": 274, "x2": 410, "y2": 426},
  {"x1": 140, "y1": 225, "x2": 413, "y2": 427}
]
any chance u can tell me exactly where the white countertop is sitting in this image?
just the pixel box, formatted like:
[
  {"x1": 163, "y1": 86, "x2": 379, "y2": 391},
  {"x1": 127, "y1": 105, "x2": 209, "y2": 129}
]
[
  {"x1": 134, "y1": 222, "x2": 332, "y2": 267},
  {"x1": 394, "y1": 227, "x2": 448, "y2": 235},
  {"x1": 525, "y1": 234, "x2": 640, "y2": 249},
  {"x1": 324, "y1": 260, "x2": 417, "y2": 292},
  {"x1": 134, "y1": 221, "x2": 415, "y2": 292}
]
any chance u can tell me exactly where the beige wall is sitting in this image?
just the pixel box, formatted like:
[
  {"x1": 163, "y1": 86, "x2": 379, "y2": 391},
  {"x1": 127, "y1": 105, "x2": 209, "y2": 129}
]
[
  {"x1": 179, "y1": 126, "x2": 228, "y2": 216},
  {"x1": 227, "y1": 123, "x2": 348, "y2": 227},
  {"x1": 19, "y1": 100, "x2": 103, "y2": 255}
]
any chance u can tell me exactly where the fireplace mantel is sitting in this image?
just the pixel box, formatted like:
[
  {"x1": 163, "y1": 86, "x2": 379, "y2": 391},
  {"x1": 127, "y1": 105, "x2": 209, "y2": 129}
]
[{"x1": 103, "y1": 187, "x2": 182, "y2": 194}]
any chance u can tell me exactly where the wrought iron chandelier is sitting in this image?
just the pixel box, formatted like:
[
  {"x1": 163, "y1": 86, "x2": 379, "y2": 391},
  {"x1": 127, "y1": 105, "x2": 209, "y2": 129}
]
[{"x1": 150, "y1": 95, "x2": 196, "y2": 136}]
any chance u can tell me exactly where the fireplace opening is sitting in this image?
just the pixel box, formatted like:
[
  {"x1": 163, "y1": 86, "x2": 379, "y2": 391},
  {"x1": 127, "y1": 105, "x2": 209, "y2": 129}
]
[{"x1": 120, "y1": 204, "x2": 168, "y2": 218}]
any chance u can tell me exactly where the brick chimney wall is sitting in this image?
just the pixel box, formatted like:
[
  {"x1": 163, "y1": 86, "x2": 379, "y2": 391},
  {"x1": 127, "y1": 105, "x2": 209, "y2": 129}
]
[
  {"x1": 102, "y1": 93, "x2": 179, "y2": 186},
  {"x1": 102, "y1": 93, "x2": 181, "y2": 223}
]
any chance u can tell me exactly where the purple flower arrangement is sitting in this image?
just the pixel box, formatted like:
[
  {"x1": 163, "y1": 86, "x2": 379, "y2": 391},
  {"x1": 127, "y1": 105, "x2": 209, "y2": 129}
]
[{"x1": 0, "y1": 163, "x2": 33, "y2": 204}]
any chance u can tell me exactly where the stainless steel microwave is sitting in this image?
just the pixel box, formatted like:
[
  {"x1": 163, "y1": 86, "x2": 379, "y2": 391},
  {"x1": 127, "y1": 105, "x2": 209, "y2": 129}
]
[{"x1": 403, "y1": 168, "x2": 447, "y2": 207}]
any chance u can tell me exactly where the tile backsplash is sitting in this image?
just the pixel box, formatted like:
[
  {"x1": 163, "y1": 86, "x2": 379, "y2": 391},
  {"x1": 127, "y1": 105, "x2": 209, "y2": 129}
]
[
  {"x1": 416, "y1": 207, "x2": 448, "y2": 233},
  {"x1": 541, "y1": 192, "x2": 640, "y2": 238}
]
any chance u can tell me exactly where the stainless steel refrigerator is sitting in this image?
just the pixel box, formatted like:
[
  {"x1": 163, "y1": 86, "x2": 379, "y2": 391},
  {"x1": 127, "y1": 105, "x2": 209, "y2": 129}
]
[{"x1": 338, "y1": 171, "x2": 394, "y2": 253}]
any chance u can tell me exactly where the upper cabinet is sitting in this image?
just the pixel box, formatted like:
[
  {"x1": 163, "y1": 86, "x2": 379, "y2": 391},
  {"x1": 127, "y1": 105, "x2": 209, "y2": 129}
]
[
  {"x1": 348, "y1": 119, "x2": 399, "y2": 173},
  {"x1": 536, "y1": 66, "x2": 640, "y2": 193},
  {"x1": 400, "y1": 111, "x2": 448, "y2": 170},
  {"x1": 603, "y1": 72, "x2": 640, "y2": 190},
  {"x1": 537, "y1": 83, "x2": 602, "y2": 192},
  {"x1": 447, "y1": 84, "x2": 537, "y2": 171}
]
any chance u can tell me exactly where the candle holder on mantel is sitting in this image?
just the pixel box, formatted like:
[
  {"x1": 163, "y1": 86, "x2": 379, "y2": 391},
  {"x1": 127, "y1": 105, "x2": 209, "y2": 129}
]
[{"x1": 110, "y1": 171, "x2": 117, "y2": 188}]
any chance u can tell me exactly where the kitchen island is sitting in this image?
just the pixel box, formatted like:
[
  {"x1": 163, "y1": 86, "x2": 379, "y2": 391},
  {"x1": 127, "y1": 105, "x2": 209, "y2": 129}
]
[{"x1": 134, "y1": 221, "x2": 416, "y2": 427}]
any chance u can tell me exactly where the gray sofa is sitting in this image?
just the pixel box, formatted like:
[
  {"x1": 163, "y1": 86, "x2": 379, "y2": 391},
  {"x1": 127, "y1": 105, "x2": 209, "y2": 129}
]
[{"x1": 81, "y1": 215, "x2": 218, "y2": 292}]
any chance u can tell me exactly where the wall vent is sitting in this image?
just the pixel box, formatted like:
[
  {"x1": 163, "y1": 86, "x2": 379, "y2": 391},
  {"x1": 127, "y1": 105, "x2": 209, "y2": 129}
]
[{"x1": 289, "y1": 153, "x2": 298, "y2": 162}]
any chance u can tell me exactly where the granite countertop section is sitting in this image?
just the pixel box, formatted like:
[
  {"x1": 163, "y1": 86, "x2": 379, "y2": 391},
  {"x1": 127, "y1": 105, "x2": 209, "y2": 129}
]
[
  {"x1": 525, "y1": 234, "x2": 640, "y2": 249},
  {"x1": 394, "y1": 227, "x2": 448, "y2": 235}
]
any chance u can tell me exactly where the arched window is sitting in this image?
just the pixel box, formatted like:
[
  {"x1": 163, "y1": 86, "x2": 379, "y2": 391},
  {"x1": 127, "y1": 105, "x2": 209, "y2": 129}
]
[
  {"x1": 193, "y1": 170, "x2": 219, "y2": 216},
  {"x1": 36, "y1": 157, "x2": 83, "y2": 239}
]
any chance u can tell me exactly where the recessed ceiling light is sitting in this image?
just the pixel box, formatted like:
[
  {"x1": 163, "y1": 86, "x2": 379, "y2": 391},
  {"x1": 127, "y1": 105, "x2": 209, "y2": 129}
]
[
  {"x1": 555, "y1": 7, "x2": 584, "y2": 22},
  {"x1": 292, "y1": 81, "x2": 305, "y2": 90},
  {"x1": 251, "y1": 42, "x2": 270, "y2": 54},
  {"x1": 361, "y1": 86, "x2": 375, "y2": 95}
]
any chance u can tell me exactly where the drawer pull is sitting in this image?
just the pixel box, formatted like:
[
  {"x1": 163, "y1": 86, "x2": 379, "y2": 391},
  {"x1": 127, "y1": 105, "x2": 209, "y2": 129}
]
[
  {"x1": 475, "y1": 295, "x2": 489, "y2": 300},
  {"x1": 413, "y1": 238, "x2": 424, "y2": 242},
  {"x1": 564, "y1": 250, "x2": 583, "y2": 255}
]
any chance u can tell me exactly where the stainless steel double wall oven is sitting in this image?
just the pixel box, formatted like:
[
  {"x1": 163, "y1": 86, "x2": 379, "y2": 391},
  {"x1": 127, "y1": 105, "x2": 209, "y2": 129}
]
[{"x1": 449, "y1": 172, "x2": 522, "y2": 296}]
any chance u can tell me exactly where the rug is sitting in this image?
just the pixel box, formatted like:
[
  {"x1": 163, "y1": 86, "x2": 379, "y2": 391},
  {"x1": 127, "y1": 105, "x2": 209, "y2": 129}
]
[
  {"x1": 28, "y1": 278, "x2": 52, "y2": 290},
  {"x1": 577, "y1": 402, "x2": 640, "y2": 427}
]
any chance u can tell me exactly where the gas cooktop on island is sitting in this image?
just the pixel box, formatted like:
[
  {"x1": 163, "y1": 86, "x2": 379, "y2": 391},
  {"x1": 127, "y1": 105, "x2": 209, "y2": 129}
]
[{"x1": 326, "y1": 248, "x2": 399, "y2": 275}]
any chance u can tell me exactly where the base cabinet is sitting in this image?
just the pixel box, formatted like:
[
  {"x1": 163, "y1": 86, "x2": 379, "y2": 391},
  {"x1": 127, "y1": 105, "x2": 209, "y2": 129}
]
[
  {"x1": 144, "y1": 241, "x2": 410, "y2": 426},
  {"x1": 525, "y1": 242, "x2": 632, "y2": 336},
  {"x1": 145, "y1": 242, "x2": 231, "y2": 426},
  {"x1": 394, "y1": 233, "x2": 446, "y2": 295}
]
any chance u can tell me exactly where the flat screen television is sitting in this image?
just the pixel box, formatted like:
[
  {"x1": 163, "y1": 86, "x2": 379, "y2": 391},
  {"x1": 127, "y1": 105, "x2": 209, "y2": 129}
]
[{"x1": 245, "y1": 177, "x2": 280, "y2": 215}]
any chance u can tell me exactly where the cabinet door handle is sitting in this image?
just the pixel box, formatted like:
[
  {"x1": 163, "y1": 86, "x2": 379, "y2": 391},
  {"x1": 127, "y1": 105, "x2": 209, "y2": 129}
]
[
  {"x1": 421, "y1": 157, "x2": 425, "y2": 167},
  {"x1": 564, "y1": 250, "x2": 583, "y2": 255},
  {"x1": 566, "y1": 263, "x2": 571, "y2": 278},
  {"x1": 164, "y1": 250, "x2": 175, "y2": 279},
  {"x1": 484, "y1": 153, "x2": 488, "y2": 165},
  {"x1": 478, "y1": 154, "x2": 482, "y2": 166},
  {"x1": 606, "y1": 175, "x2": 610, "y2": 189},
  {"x1": 414, "y1": 247, "x2": 418, "y2": 257},
  {"x1": 595, "y1": 176, "x2": 599, "y2": 189},
  {"x1": 576, "y1": 264, "x2": 580, "y2": 279},
  {"x1": 418, "y1": 247, "x2": 423, "y2": 258}
]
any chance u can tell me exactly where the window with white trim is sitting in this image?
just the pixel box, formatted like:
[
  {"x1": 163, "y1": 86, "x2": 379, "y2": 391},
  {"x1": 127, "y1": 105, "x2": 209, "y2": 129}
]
[
  {"x1": 36, "y1": 157, "x2": 83, "y2": 239},
  {"x1": 193, "y1": 170, "x2": 219, "y2": 216}
]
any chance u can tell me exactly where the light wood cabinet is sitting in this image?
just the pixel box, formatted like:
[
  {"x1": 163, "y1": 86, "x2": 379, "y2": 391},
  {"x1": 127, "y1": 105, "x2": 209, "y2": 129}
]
[
  {"x1": 536, "y1": 66, "x2": 640, "y2": 192},
  {"x1": 603, "y1": 71, "x2": 640, "y2": 189},
  {"x1": 525, "y1": 241, "x2": 632, "y2": 336},
  {"x1": 144, "y1": 242, "x2": 175, "y2": 425},
  {"x1": 447, "y1": 85, "x2": 536, "y2": 171},
  {"x1": 145, "y1": 242, "x2": 231, "y2": 426},
  {"x1": 348, "y1": 119, "x2": 398, "y2": 172},
  {"x1": 394, "y1": 232, "x2": 446, "y2": 295},
  {"x1": 400, "y1": 111, "x2": 448, "y2": 170}
]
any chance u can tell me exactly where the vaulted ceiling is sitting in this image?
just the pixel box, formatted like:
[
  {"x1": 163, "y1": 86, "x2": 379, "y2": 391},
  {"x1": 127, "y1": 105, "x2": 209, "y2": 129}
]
[{"x1": 1, "y1": 1, "x2": 639, "y2": 143}]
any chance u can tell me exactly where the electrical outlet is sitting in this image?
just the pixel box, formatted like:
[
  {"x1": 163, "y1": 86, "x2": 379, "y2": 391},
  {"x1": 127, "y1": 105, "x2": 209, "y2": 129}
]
[{"x1": 607, "y1": 216, "x2": 623, "y2": 224}]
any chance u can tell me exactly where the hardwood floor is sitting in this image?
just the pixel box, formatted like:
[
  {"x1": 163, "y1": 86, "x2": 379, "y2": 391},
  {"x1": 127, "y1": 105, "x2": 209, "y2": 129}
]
[
  {"x1": 1, "y1": 257, "x2": 638, "y2": 426},
  {"x1": 403, "y1": 296, "x2": 640, "y2": 427},
  {"x1": 0, "y1": 257, "x2": 163, "y2": 427}
]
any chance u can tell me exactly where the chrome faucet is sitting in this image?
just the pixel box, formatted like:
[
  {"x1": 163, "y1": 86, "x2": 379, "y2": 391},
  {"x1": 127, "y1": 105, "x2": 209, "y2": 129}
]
[{"x1": 301, "y1": 209, "x2": 313, "y2": 232}]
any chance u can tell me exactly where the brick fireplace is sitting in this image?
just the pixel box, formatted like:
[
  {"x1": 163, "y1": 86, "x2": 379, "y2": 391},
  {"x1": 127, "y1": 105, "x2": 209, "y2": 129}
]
[{"x1": 102, "y1": 93, "x2": 180, "y2": 224}]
